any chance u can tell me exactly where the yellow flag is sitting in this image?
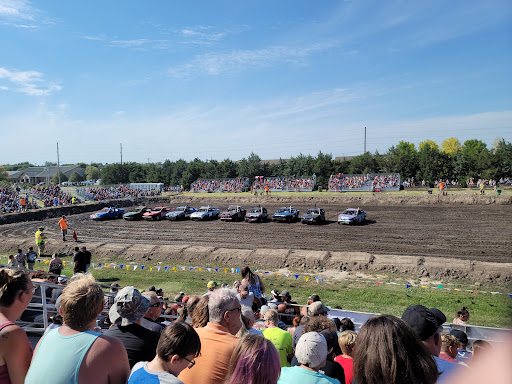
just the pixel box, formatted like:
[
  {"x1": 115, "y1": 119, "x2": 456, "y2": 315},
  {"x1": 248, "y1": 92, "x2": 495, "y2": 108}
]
[
  {"x1": 105, "y1": 263, "x2": 109, "y2": 267},
  {"x1": 126, "y1": 265, "x2": 130, "y2": 270},
  {"x1": 224, "y1": 268, "x2": 227, "y2": 274},
  {"x1": 62, "y1": 261, "x2": 66, "y2": 265},
  {"x1": 275, "y1": 272, "x2": 279, "y2": 276},
  {"x1": 150, "y1": 267, "x2": 153, "y2": 271},
  {"x1": 199, "y1": 268, "x2": 203, "y2": 272},
  {"x1": 173, "y1": 267, "x2": 176, "y2": 272},
  {"x1": 305, "y1": 276, "x2": 310, "y2": 282},
  {"x1": 421, "y1": 286, "x2": 428, "y2": 289}
]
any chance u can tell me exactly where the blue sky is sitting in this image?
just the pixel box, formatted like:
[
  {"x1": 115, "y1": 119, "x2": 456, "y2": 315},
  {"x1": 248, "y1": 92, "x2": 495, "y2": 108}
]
[{"x1": 1, "y1": 0, "x2": 511, "y2": 165}]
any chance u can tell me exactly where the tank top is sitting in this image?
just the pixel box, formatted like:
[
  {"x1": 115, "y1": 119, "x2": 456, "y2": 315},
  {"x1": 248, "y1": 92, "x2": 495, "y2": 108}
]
[
  {"x1": 25, "y1": 328, "x2": 101, "y2": 384},
  {"x1": 247, "y1": 278, "x2": 263, "y2": 298},
  {"x1": 0, "y1": 322, "x2": 16, "y2": 384}
]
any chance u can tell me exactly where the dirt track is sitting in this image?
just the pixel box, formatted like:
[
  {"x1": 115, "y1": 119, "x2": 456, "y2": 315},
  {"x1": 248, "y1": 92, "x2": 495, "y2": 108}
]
[{"x1": 1, "y1": 195, "x2": 511, "y2": 281}]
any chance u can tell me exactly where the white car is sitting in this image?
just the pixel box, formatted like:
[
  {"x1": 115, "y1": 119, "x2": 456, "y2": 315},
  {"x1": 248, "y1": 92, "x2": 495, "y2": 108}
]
[
  {"x1": 338, "y1": 208, "x2": 367, "y2": 225},
  {"x1": 190, "y1": 206, "x2": 221, "y2": 220}
]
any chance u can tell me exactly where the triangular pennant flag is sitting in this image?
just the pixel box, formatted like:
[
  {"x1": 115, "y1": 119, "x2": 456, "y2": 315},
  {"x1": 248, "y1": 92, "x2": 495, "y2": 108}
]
[
  {"x1": 305, "y1": 276, "x2": 310, "y2": 282},
  {"x1": 231, "y1": 268, "x2": 235, "y2": 273},
  {"x1": 438, "y1": 284, "x2": 444, "y2": 289},
  {"x1": 164, "y1": 266, "x2": 168, "y2": 272},
  {"x1": 63, "y1": 261, "x2": 66, "y2": 265},
  {"x1": 92, "y1": 263, "x2": 95, "y2": 268},
  {"x1": 224, "y1": 268, "x2": 227, "y2": 274},
  {"x1": 105, "y1": 263, "x2": 109, "y2": 267},
  {"x1": 376, "y1": 282, "x2": 382, "y2": 285},
  {"x1": 315, "y1": 277, "x2": 320, "y2": 283},
  {"x1": 320, "y1": 278, "x2": 324, "y2": 284},
  {"x1": 207, "y1": 268, "x2": 211, "y2": 272},
  {"x1": 264, "y1": 271, "x2": 269, "y2": 274},
  {"x1": 215, "y1": 268, "x2": 218, "y2": 272},
  {"x1": 120, "y1": 265, "x2": 124, "y2": 270},
  {"x1": 173, "y1": 267, "x2": 176, "y2": 272},
  {"x1": 181, "y1": 267, "x2": 185, "y2": 271},
  {"x1": 509, "y1": 294, "x2": 512, "y2": 299},
  {"x1": 236, "y1": 268, "x2": 240, "y2": 274},
  {"x1": 285, "y1": 273, "x2": 289, "y2": 277},
  {"x1": 189, "y1": 267, "x2": 194, "y2": 271},
  {"x1": 421, "y1": 286, "x2": 428, "y2": 289},
  {"x1": 199, "y1": 268, "x2": 203, "y2": 272},
  {"x1": 406, "y1": 284, "x2": 412, "y2": 288},
  {"x1": 295, "y1": 274, "x2": 299, "y2": 279},
  {"x1": 125, "y1": 265, "x2": 129, "y2": 270},
  {"x1": 37, "y1": 259, "x2": 41, "y2": 263},
  {"x1": 133, "y1": 265, "x2": 138, "y2": 270},
  {"x1": 150, "y1": 267, "x2": 153, "y2": 271},
  {"x1": 141, "y1": 265, "x2": 145, "y2": 270},
  {"x1": 276, "y1": 273, "x2": 279, "y2": 276},
  {"x1": 156, "y1": 266, "x2": 161, "y2": 271},
  {"x1": 98, "y1": 263, "x2": 102, "y2": 268}
]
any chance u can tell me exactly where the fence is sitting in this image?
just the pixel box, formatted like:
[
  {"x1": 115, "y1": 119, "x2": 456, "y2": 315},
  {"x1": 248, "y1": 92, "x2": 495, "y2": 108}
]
[
  {"x1": 190, "y1": 178, "x2": 250, "y2": 193},
  {"x1": 251, "y1": 176, "x2": 316, "y2": 192},
  {"x1": 329, "y1": 173, "x2": 401, "y2": 192}
]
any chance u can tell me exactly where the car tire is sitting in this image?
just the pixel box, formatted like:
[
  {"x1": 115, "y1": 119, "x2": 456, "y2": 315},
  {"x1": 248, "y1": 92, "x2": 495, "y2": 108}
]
[{"x1": 156, "y1": 215, "x2": 160, "y2": 221}]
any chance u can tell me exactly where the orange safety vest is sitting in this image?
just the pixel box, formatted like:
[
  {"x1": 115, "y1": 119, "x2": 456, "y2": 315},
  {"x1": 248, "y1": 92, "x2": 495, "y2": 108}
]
[{"x1": 59, "y1": 218, "x2": 68, "y2": 230}]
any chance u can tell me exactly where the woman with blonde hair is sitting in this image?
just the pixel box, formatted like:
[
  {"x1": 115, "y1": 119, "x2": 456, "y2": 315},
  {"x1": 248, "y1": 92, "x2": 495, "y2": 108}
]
[
  {"x1": 0, "y1": 267, "x2": 34, "y2": 384},
  {"x1": 190, "y1": 295, "x2": 209, "y2": 328},
  {"x1": 225, "y1": 334, "x2": 281, "y2": 384}
]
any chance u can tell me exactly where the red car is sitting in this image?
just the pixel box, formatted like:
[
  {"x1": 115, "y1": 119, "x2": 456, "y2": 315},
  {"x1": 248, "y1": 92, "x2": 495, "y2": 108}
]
[{"x1": 142, "y1": 206, "x2": 172, "y2": 221}]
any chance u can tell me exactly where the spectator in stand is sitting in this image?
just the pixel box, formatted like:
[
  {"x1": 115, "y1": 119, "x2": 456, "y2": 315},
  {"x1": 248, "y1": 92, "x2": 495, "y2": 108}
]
[
  {"x1": 25, "y1": 247, "x2": 37, "y2": 270},
  {"x1": 14, "y1": 249, "x2": 26, "y2": 269},
  {"x1": 335, "y1": 330, "x2": 357, "y2": 384},
  {"x1": 353, "y1": 315, "x2": 439, "y2": 384},
  {"x1": 190, "y1": 295, "x2": 209, "y2": 328},
  {"x1": 440, "y1": 334, "x2": 467, "y2": 366},
  {"x1": 73, "y1": 246, "x2": 87, "y2": 275},
  {"x1": 50, "y1": 275, "x2": 68, "y2": 302},
  {"x1": 402, "y1": 305, "x2": 460, "y2": 382},
  {"x1": 103, "y1": 286, "x2": 161, "y2": 368},
  {"x1": 287, "y1": 316, "x2": 301, "y2": 339},
  {"x1": 453, "y1": 306, "x2": 469, "y2": 325},
  {"x1": 279, "y1": 331, "x2": 340, "y2": 384},
  {"x1": 25, "y1": 274, "x2": 130, "y2": 384},
  {"x1": 225, "y1": 334, "x2": 281, "y2": 384},
  {"x1": 0, "y1": 267, "x2": 34, "y2": 384},
  {"x1": 178, "y1": 287, "x2": 241, "y2": 384},
  {"x1": 449, "y1": 329, "x2": 472, "y2": 364},
  {"x1": 279, "y1": 290, "x2": 300, "y2": 326},
  {"x1": 141, "y1": 291, "x2": 164, "y2": 333},
  {"x1": 128, "y1": 321, "x2": 201, "y2": 384},
  {"x1": 236, "y1": 283, "x2": 259, "y2": 308},
  {"x1": 263, "y1": 309, "x2": 294, "y2": 367},
  {"x1": 241, "y1": 266, "x2": 265, "y2": 299},
  {"x1": 293, "y1": 301, "x2": 329, "y2": 349},
  {"x1": 340, "y1": 318, "x2": 355, "y2": 332},
  {"x1": 301, "y1": 294, "x2": 320, "y2": 316},
  {"x1": 237, "y1": 306, "x2": 263, "y2": 337},
  {"x1": 48, "y1": 253, "x2": 63, "y2": 276},
  {"x1": 203, "y1": 280, "x2": 218, "y2": 296}
]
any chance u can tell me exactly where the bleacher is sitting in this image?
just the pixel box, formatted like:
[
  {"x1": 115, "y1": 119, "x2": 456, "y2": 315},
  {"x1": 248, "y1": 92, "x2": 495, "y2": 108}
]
[
  {"x1": 251, "y1": 176, "x2": 316, "y2": 192},
  {"x1": 329, "y1": 173, "x2": 401, "y2": 192},
  {"x1": 190, "y1": 178, "x2": 250, "y2": 193}
]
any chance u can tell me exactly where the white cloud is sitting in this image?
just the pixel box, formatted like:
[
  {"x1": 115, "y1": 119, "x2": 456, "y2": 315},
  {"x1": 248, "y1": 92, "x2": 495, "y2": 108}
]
[
  {"x1": 181, "y1": 26, "x2": 226, "y2": 44},
  {"x1": 110, "y1": 38, "x2": 169, "y2": 50},
  {"x1": 168, "y1": 42, "x2": 336, "y2": 78},
  {"x1": 0, "y1": 67, "x2": 62, "y2": 96},
  {"x1": 0, "y1": 85, "x2": 8, "y2": 90},
  {"x1": 0, "y1": 0, "x2": 47, "y2": 28}
]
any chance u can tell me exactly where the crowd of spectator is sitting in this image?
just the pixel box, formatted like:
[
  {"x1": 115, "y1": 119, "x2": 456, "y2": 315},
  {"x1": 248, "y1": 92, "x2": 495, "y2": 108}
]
[
  {"x1": 0, "y1": 187, "x2": 36, "y2": 213},
  {"x1": 252, "y1": 176, "x2": 316, "y2": 192},
  {"x1": 29, "y1": 185, "x2": 75, "y2": 207},
  {"x1": 79, "y1": 185, "x2": 162, "y2": 201},
  {"x1": 370, "y1": 173, "x2": 400, "y2": 190},
  {"x1": 1, "y1": 262, "x2": 499, "y2": 384},
  {"x1": 191, "y1": 178, "x2": 249, "y2": 193},
  {"x1": 329, "y1": 173, "x2": 401, "y2": 191}
]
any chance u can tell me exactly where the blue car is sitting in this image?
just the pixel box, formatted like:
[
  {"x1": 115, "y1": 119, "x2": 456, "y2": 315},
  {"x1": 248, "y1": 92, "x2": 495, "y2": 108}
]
[
  {"x1": 90, "y1": 207, "x2": 125, "y2": 221},
  {"x1": 272, "y1": 207, "x2": 300, "y2": 223}
]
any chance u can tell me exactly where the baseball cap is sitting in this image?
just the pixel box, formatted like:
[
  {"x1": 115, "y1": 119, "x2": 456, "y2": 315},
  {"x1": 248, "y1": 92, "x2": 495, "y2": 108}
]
[
  {"x1": 39, "y1": 226, "x2": 44, "y2": 230},
  {"x1": 174, "y1": 293, "x2": 185, "y2": 302},
  {"x1": 449, "y1": 329, "x2": 468, "y2": 345},
  {"x1": 207, "y1": 281, "x2": 218, "y2": 289},
  {"x1": 310, "y1": 294, "x2": 321, "y2": 302},
  {"x1": 308, "y1": 301, "x2": 329, "y2": 316},
  {"x1": 109, "y1": 286, "x2": 150, "y2": 326},
  {"x1": 58, "y1": 275, "x2": 68, "y2": 284},
  {"x1": 281, "y1": 290, "x2": 291, "y2": 298},
  {"x1": 271, "y1": 289, "x2": 280, "y2": 297},
  {"x1": 401, "y1": 304, "x2": 446, "y2": 341},
  {"x1": 295, "y1": 332, "x2": 328, "y2": 369}
]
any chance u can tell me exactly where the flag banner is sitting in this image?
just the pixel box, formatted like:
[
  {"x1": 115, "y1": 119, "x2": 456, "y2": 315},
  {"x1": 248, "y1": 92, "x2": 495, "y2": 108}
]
[{"x1": 295, "y1": 275, "x2": 299, "y2": 279}]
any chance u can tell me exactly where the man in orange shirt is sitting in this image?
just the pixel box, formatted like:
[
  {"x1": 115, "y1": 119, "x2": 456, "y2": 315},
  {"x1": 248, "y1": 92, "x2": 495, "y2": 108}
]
[
  {"x1": 178, "y1": 288, "x2": 241, "y2": 384},
  {"x1": 58, "y1": 215, "x2": 68, "y2": 241}
]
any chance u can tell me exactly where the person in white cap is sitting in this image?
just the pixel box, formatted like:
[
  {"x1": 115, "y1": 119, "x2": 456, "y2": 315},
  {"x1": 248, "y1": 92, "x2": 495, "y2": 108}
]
[{"x1": 278, "y1": 331, "x2": 340, "y2": 384}]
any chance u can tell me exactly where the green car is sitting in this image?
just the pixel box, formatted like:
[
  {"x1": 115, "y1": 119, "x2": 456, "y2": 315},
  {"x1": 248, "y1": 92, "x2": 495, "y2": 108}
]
[{"x1": 123, "y1": 206, "x2": 149, "y2": 221}]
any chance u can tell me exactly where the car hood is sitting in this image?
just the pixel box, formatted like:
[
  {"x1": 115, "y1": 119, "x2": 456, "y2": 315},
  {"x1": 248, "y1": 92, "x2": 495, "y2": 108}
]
[
  {"x1": 167, "y1": 211, "x2": 184, "y2": 216},
  {"x1": 303, "y1": 213, "x2": 320, "y2": 218},
  {"x1": 338, "y1": 213, "x2": 356, "y2": 219},
  {"x1": 247, "y1": 212, "x2": 263, "y2": 217}
]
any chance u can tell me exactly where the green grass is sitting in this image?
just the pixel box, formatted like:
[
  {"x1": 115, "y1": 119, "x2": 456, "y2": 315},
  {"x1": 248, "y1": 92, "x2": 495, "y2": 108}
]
[{"x1": 48, "y1": 257, "x2": 512, "y2": 328}]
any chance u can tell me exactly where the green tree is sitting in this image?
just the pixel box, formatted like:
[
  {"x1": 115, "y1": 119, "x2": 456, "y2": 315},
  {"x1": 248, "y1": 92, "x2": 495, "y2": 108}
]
[
  {"x1": 458, "y1": 139, "x2": 490, "y2": 179},
  {"x1": 492, "y1": 139, "x2": 512, "y2": 178},
  {"x1": 85, "y1": 165, "x2": 101, "y2": 181},
  {"x1": 387, "y1": 141, "x2": 418, "y2": 179},
  {"x1": 417, "y1": 140, "x2": 443, "y2": 183},
  {"x1": 441, "y1": 137, "x2": 461, "y2": 157},
  {"x1": 68, "y1": 172, "x2": 85, "y2": 182},
  {"x1": 0, "y1": 166, "x2": 8, "y2": 181},
  {"x1": 348, "y1": 152, "x2": 379, "y2": 174},
  {"x1": 101, "y1": 164, "x2": 130, "y2": 184},
  {"x1": 53, "y1": 171, "x2": 68, "y2": 184},
  {"x1": 312, "y1": 151, "x2": 333, "y2": 187}
]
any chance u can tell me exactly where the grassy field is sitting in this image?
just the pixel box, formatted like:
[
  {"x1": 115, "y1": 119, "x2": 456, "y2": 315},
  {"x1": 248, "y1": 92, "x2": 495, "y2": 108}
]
[{"x1": 46, "y1": 257, "x2": 512, "y2": 329}]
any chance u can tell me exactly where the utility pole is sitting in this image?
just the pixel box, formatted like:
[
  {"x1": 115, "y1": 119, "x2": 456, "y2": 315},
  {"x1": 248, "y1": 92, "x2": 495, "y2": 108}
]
[
  {"x1": 364, "y1": 127, "x2": 367, "y2": 154},
  {"x1": 57, "y1": 142, "x2": 61, "y2": 185},
  {"x1": 120, "y1": 143, "x2": 123, "y2": 164}
]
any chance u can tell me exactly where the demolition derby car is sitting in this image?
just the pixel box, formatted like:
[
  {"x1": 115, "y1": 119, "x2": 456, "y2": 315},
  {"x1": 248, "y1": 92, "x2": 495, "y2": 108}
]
[
  {"x1": 142, "y1": 206, "x2": 172, "y2": 221},
  {"x1": 301, "y1": 207, "x2": 326, "y2": 224},
  {"x1": 245, "y1": 206, "x2": 268, "y2": 223},
  {"x1": 220, "y1": 205, "x2": 247, "y2": 221},
  {"x1": 190, "y1": 206, "x2": 221, "y2": 220},
  {"x1": 338, "y1": 208, "x2": 366, "y2": 224},
  {"x1": 165, "y1": 206, "x2": 198, "y2": 220},
  {"x1": 123, "y1": 206, "x2": 150, "y2": 221},
  {"x1": 90, "y1": 207, "x2": 125, "y2": 221},
  {"x1": 272, "y1": 207, "x2": 300, "y2": 223}
]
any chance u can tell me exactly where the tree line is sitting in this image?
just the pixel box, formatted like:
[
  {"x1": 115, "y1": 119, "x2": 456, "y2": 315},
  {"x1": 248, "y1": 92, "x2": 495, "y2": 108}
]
[{"x1": 2, "y1": 138, "x2": 511, "y2": 188}]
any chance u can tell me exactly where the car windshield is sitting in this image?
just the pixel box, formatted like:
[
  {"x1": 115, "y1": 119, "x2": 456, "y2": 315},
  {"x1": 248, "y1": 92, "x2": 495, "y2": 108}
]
[
  {"x1": 307, "y1": 209, "x2": 319, "y2": 214},
  {"x1": 343, "y1": 210, "x2": 357, "y2": 215},
  {"x1": 176, "y1": 206, "x2": 187, "y2": 211},
  {"x1": 250, "y1": 207, "x2": 261, "y2": 213},
  {"x1": 208, "y1": 208, "x2": 217, "y2": 212}
]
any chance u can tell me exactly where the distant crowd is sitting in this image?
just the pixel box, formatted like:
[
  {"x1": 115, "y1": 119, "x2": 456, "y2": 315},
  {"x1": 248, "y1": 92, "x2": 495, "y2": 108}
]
[
  {"x1": 0, "y1": 263, "x2": 497, "y2": 384},
  {"x1": 252, "y1": 177, "x2": 316, "y2": 191},
  {"x1": 0, "y1": 187, "x2": 36, "y2": 213},
  {"x1": 30, "y1": 185, "x2": 76, "y2": 207},
  {"x1": 80, "y1": 185, "x2": 162, "y2": 201},
  {"x1": 191, "y1": 178, "x2": 249, "y2": 193}
]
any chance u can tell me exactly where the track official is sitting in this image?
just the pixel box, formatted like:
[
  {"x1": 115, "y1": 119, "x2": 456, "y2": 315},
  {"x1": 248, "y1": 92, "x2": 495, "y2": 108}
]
[
  {"x1": 58, "y1": 215, "x2": 68, "y2": 241},
  {"x1": 35, "y1": 226, "x2": 47, "y2": 257}
]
